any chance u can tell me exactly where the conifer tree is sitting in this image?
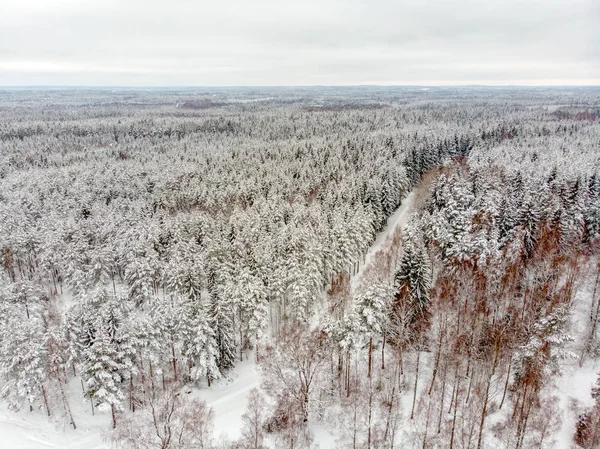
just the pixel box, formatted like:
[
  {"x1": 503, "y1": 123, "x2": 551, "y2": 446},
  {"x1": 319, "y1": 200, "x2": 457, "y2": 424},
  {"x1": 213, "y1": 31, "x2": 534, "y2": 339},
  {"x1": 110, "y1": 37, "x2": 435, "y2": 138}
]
[
  {"x1": 394, "y1": 230, "x2": 432, "y2": 314},
  {"x1": 83, "y1": 325, "x2": 127, "y2": 427},
  {"x1": 181, "y1": 300, "x2": 220, "y2": 385},
  {"x1": 0, "y1": 298, "x2": 48, "y2": 412},
  {"x1": 207, "y1": 269, "x2": 236, "y2": 373}
]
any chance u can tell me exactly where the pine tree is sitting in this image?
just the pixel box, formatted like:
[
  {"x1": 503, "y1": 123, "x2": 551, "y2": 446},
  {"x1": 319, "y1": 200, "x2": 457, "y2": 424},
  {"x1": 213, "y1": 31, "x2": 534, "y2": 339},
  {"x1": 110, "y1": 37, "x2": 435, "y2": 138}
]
[
  {"x1": 207, "y1": 269, "x2": 236, "y2": 373},
  {"x1": 584, "y1": 174, "x2": 600, "y2": 243},
  {"x1": 356, "y1": 281, "x2": 395, "y2": 377},
  {"x1": 181, "y1": 300, "x2": 220, "y2": 385},
  {"x1": 124, "y1": 257, "x2": 156, "y2": 305},
  {"x1": 0, "y1": 299, "x2": 48, "y2": 412},
  {"x1": 394, "y1": 231, "x2": 432, "y2": 314},
  {"x1": 227, "y1": 267, "x2": 269, "y2": 357},
  {"x1": 520, "y1": 197, "x2": 541, "y2": 260},
  {"x1": 74, "y1": 292, "x2": 135, "y2": 426},
  {"x1": 82, "y1": 325, "x2": 126, "y2": 426},
  {"x1": 356, "y1": 282, "x2": 395, "y2": 336}
]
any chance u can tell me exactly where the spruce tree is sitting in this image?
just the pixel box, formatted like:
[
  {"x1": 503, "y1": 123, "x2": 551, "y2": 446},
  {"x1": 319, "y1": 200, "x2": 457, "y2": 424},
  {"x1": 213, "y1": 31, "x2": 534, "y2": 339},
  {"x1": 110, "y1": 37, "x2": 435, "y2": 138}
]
[
  {"x1": 394, "y1": 230, "x2": 432, "y2": 314},
  {"x1": 181, "y1": 300, "x2": 220, "y2": 384}
]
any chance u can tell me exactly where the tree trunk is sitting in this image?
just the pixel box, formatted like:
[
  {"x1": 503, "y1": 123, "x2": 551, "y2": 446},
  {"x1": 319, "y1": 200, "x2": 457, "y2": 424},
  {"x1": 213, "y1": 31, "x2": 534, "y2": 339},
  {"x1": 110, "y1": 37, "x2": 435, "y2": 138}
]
[
  {"x1": 59, "y1": 381, "x2": 76, "y2": 429},
  {"x1": 422, "y1": 396, "x2": 432, "y2": 449},
  {"x1": 514, "y1": 383, "x2": 529, "y2": 445},
  {"x1": 368, "y1": 336, "x2": 373, "y2": 378},
  {"x1": 428, "y1": 328, "x2": 444, "y2": 395},
  {"x1": 171, "y1": 342, "x2": 178, "y2": 381},
  {"x1": 346, "y1": 350, "x2": 351, "y2": 397},
  {"x1": 338, "y1": 347, "x2": 343, "y2": 393},
  {"x1": 352, "y1": 400, "x2": 358, "y2": 449},
  {"x1": 464, "y1": 315, "x2": 478, "y2": 405},
  {"x1": 499, "y1": 353, "x2": 512, "y2": 410},
  {"x1": 448, "y1": 359, "x2": 459, "y2": 414},
  {"x1": 111, "y1": 403, "x2": 117, "y2": 429},
  {"x1": 302, "y1": 392, "x2": 309, "y2": 423},
  {"x1": 384, "y1": 384, "x2": 396, "y2": 444},
  {"x1": 465, "y1": 365, "x2": 474, "y2": 405},
  {"x1": 476, "y1": 343, "x2": 500, "y2": 449},
  {"x1": 411, "y1": 348, "x2": 421, "y2": 420},
  {"x1": 449, "y1": 367, "x2": 461, "y2": 449},
  {"x1": 51, "y1": 269, "x2": 58, "y2": 296},
  {"x1": 382, "y1": 327, "x2": 386, "y2": 370},
  {"x1": 399, "y1": 343, "x2": 404, "y2": 376},
  {"x1": 149, "y1": 360, "x2": 156, "y2": 392},
  {"x1": 437, "y1": 359, "x2": 448, "y2": 434},
  {"x1": 582, "y1": 268, "x2": 600, "y2": 365},
  {"x1": 41, "y1": 384, "x2": 51, "y2": 417},
  {"x1": 367, "y1": 381, "x2": 373, "y2": 449},
  {"x1": 130, "y1": 376, "x2": 135, "y2": 412},
  {"x1": 516, "y1": 398, "x2": 533, "y2": 449}
]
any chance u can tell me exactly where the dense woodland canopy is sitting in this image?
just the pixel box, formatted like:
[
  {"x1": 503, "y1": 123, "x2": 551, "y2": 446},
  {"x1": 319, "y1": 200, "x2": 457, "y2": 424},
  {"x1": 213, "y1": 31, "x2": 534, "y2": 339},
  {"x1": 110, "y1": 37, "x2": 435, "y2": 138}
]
[{"x1": 0, "y1": 87, "x2": 599, "y2": 448}]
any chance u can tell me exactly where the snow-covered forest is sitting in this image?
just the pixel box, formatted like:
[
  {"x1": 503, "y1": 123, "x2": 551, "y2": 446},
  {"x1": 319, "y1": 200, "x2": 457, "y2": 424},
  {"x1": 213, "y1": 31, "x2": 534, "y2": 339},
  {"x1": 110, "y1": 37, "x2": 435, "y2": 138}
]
[{"x1": 1, "y1": 87, "x2": 600, "y2": 448}]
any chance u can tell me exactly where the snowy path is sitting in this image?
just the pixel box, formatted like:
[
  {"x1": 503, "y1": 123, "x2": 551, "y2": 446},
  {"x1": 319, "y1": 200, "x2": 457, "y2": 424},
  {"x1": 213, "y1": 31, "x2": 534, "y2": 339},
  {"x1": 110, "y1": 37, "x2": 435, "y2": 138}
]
[
  {"x1": 0, "y1": 383, "x2": 111, "y2": 449},
  {"x1": 351, "y1": 192, "x2": 415, "y2": 292},
  {"x1": 0, "y1": 413, "x2": 107, "y2": 449},
  {"x1": 193, "y1": 355, "x2": 262, "y2": 441},
  {"x1": 554, "y1": 267, "x2": 600, "y2": 448}
]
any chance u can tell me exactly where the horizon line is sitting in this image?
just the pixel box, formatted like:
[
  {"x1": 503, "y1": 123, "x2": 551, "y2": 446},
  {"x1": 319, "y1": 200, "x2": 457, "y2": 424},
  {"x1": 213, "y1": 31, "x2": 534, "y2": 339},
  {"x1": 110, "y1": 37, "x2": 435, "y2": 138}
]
[
  {"x1": 0, "y1": 79, "x2": 600, "y2": 89},
  {"x1": 2, "y1": 84, "x2": 600, "y2": 89}
]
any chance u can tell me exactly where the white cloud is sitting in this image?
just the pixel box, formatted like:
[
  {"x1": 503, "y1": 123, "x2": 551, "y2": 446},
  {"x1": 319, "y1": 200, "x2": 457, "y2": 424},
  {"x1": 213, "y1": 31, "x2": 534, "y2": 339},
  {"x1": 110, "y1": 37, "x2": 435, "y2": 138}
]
[{"x1": 0, "y1": 0, "x2": 598, "y2": 85}]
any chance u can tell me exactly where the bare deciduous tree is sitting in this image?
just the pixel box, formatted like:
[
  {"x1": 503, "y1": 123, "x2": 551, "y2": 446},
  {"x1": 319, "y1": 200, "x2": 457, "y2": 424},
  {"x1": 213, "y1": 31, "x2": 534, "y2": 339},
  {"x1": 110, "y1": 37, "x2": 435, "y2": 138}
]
[
  {"x1": 262, "y1": 325, "x2": 330, "y2": 424},
  {"x1": 239, "y1": 388, "x2": 267, "y2": 449},
  {"x1": 112, "y1": 385, "x2": 214, "y2": 449}
]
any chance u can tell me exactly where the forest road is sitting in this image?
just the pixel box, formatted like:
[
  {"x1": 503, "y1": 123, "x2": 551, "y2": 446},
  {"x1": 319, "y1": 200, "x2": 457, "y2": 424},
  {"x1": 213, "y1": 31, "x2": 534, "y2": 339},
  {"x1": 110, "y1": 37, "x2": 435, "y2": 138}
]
[{"x1": 351, "y1": 191, "x2": 415, "y2": 292}]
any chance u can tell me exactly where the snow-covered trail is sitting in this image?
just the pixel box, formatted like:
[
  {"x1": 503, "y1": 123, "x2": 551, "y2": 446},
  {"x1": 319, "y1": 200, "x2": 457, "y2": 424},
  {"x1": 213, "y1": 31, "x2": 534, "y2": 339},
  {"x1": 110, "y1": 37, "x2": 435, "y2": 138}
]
[
  {"x1": 0, "y1": 411, "x2": 107, "y2": 449},
  {"x1": 0, "y1": 411, "x2": 61, "y2": 449},
  {"x1": 351, "y1": 192, "x2": 415, "y2": 292},
  {"x1": 0, "y1": 378, "x2": 112, "y2": 449},
  {"x1": 554, "y1": 265, "x2": 600, "y2": 448},
  {"x1": 193, "y1": 354, "x2": 262, "y2": 441}
]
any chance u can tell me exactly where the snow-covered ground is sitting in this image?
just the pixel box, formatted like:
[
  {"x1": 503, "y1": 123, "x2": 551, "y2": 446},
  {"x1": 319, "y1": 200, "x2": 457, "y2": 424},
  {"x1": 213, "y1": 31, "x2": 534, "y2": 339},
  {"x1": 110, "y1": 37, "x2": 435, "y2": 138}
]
[
  {"x1": 0, "y1": 377, "x2": 112, "y2": 449},
  {"x1": 0, "y1": 193, "x2": 417, "y2": 448},
  {"x1": 195, "y1": 193, "x2": 416, "y2": 445},
  {"x1": 0, "y1": 351, "x2": 263, "y2": 449},
  {"x1": 0, "y1": 409, "x2": 110, "y2": 449},
  {"x1": 3, "y1": 190, "x2": 596, "y2": 449},
  {"x1": 193, "y1": 353, "x2": 262, "y2": 441},
  {"x1": 554, "y1": 264, "x2": 600, "y2": 448}
]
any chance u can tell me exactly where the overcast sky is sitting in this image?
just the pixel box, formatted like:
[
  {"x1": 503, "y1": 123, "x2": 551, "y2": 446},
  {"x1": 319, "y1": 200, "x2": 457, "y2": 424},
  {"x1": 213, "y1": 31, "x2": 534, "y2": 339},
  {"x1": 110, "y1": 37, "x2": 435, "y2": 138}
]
[{"x1": 0, "y1": 0, "x2": 599, "y2": 86}]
